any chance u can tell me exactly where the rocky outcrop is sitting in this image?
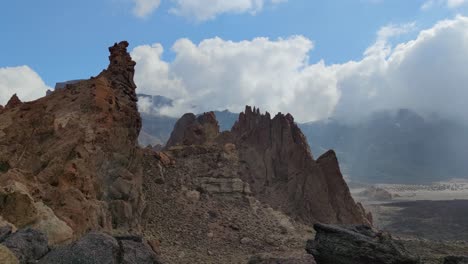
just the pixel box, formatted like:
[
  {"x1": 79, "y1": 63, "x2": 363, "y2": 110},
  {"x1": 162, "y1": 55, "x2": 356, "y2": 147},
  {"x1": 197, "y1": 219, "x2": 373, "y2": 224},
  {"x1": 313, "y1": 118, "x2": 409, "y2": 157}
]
[
  {"x1": 38, "y1": 232, "x2": 161, "y2": 264},
  {"x1": 0, "y1": 41, "x2": 144, "y2": 237},
  {"x1": 165, "y1": 112, "x2": 220, "y2": 148},
  {"x1": 228, "y1": 106, "x2": 370, "y2": 225},
  {"x1": 5, "y1": 94, "x2": 22, "y2": 109},
  {"x1": 1, "y1": 228, "x2": 48, "y2": 264},
  {"x1": 306, "y1": 223, "x2": 419, "y2": 264}
]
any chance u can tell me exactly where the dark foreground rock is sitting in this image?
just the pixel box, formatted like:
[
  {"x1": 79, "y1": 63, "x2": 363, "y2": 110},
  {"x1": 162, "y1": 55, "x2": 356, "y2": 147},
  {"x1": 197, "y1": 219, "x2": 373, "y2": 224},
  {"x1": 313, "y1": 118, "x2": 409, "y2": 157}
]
[
  {"x1": 306, "y1": 223, "x2": 420, "y2": 264},
  {"x1": 38, "y1": 232, "x2": 161, "y2": 264},
  {"x1": 2, "y1": 228, "x2": 48, "y2": 264},
  {"x1": 444, "y1": 256, "x2": 468, "y2": 264}
]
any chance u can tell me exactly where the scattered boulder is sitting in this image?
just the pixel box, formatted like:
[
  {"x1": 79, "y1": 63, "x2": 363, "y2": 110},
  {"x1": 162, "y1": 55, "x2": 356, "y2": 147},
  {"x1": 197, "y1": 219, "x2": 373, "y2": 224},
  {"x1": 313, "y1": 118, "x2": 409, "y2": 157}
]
[
  {"x1": 306, "y1": 223, "x2": 419, "y2": 264},
  {"x1": 0, "y1": 181, "x2": 38, "y2": 228},
  {"x1": 1, "y1": 228, "x2": 48, "y2": 264}
]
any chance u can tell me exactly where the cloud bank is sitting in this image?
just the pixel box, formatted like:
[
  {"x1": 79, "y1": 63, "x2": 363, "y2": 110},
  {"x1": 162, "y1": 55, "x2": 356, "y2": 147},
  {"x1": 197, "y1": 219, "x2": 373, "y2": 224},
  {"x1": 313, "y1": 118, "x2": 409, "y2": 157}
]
[
  {"x1": 132, "y1": 15, "x2": 468, "y2": 123},
  {"x1": 0, "y1": 66, "x2": 50, "y2": 106}
]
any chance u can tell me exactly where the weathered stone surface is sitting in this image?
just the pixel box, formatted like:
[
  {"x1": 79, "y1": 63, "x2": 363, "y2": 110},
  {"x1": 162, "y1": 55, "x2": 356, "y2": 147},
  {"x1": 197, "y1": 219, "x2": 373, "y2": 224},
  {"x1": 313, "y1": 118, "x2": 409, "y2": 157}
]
[
  {"x1": 444, "y1": 256, "x2": 468, "y2": 264},
  {"x1": 0, "y1": 245, "x2": 19, "y2": 264},
  {"x1": 165, "y1": 112, "x2": 220, "y2": 148},
  {"x1": 229, "y1": 106, "x2": 370, "y2": 225},
  {"x1": 2, "y1": 228, "x2": 48, "y2": 264},
  {"x1": 0, "y1": 181, "x2": 38, "y2": 228},
  {"x1": 38, "y1": 232, "x2": 119, "y2": 264},
  {"x1": 0, "y1": 41, "x2": 145, "y2": 237},
  {"x1": 306, "y1": 223, "x2": 419, "y2": 264},
  {"x1": 32, "y1": 202, "x2": 73, "y2": 246}
]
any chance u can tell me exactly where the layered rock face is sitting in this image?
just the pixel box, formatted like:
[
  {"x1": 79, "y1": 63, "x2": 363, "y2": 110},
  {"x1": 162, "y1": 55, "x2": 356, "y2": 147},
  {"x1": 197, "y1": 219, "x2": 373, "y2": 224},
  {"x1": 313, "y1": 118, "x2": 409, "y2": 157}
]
[
  {"x1": 0, "y1": 41, "x2": 144, "y2": 237},
  {"x1": 230, "y1": 106, "x2": 369, "y2": 225}
]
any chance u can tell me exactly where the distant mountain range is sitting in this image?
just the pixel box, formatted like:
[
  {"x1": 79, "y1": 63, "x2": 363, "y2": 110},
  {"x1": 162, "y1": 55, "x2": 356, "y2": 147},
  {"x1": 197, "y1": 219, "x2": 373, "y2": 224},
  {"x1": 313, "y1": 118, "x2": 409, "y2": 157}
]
[{"x1": 137, "y1": 95, "x2": 468, "y2": 184}]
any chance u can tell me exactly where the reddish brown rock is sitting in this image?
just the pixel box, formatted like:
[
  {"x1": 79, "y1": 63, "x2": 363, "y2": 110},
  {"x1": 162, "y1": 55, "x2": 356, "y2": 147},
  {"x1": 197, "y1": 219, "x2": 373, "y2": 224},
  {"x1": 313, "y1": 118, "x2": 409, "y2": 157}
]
[
  {"x1": 0, "y1": 41, "x2": 145, "y2": 237},
  {"x1": 165, "y1": 112, "x2": 220, "y2": 148},
  {"x1": 228, "y1": 106, "x2": 369, "y2": 225},
  {"x1": 5, "y1": 94, "x2": 22, "y2": 109}
]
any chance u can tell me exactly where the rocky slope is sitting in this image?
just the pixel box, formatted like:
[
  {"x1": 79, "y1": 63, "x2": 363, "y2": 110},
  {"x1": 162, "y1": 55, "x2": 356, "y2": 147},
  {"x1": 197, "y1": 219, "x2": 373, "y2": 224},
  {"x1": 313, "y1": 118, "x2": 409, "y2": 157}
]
[{"x1": 0, "y1": 40, "x2": 388, "y2": 263}]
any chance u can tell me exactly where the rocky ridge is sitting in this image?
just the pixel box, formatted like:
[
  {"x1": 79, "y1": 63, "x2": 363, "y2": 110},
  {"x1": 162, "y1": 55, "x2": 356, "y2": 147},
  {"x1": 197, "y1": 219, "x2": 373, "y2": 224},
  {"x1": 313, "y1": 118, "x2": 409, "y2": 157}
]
[{"x1": 0, "y1": 41, "x2": 144, "y2": 239}]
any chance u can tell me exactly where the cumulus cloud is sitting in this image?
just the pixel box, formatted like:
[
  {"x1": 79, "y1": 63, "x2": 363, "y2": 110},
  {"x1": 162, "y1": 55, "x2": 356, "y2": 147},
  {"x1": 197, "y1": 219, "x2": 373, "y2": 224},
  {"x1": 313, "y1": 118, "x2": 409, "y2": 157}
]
[
  {"x1": 133, "y1": 36, "x2": 340, "y2": 121},
  {"x1": 0, "y1": 66, "x2": 50, "y2": 106},
  {"x1": 132, "y1": 0, "x2": 161, "y2": 18},
  {"x1": 169, "y1": 0, "x2": 287, "y2": 21},
  {"x1": 132, "y1": 15, "x2": 468, "y2": 123}
]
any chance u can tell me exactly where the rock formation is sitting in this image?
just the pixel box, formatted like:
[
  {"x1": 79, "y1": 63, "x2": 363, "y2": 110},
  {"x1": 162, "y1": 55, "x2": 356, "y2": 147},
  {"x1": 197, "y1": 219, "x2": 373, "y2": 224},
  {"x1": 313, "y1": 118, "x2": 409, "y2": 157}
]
[
  {"x1": 165, "y1": 112, "x2": 220, "y2": 148},
  {"x1": 167, "y1": 106, "x2": 370, "y2": 226},
  {"x1": 306, "y1": 223, "x2": 420, "y2": 264},
  {"x1": 0, "y1": 41, "x2": 144, "y2": 237}
]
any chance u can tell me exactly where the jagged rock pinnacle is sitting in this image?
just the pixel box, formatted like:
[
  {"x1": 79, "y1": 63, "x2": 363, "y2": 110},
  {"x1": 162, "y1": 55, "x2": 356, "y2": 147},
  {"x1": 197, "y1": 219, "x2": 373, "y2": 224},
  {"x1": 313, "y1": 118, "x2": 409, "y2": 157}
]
[{"x1": 5, "y1": 93, "x2": 22, "y2": 109}]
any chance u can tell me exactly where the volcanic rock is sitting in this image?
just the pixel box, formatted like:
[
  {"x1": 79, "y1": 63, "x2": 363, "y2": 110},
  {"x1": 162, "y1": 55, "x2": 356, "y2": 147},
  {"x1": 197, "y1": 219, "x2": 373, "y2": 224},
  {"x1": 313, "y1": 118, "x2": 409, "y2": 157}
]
[
  {"x1": 306, "y1": 223, "x2": 419, "y2": 264},
  {"x1": 229, "y1": 106, "x2": 369, "y2": 225},
  {"x1": 165, "y1": 112, "x2": 220, "y2": 148},
  {"x1": 38, "y1": 232, "x2": 161, "y2": 264},
  {"x1": 0, "y1": 41, "x2": 144, "y2": 237},
  {"x1": 1, "y1": 228, "x2": 48, "y2": 264},
  {"x1": 5, "y1": 94, "x2": 22, "y2": 109}
]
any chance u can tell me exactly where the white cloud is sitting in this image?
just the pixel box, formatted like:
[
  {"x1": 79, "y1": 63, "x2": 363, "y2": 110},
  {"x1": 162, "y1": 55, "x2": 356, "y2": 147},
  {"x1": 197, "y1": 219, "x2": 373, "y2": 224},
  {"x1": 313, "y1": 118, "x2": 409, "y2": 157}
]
[
  {"x1": 169, "y1": 0, "x2": 287, "y2": 21},
  {"x1": 132, "y1": 15, "x2": 468, "y2": 123},
  {"x1": 421, "y1": 0, "x2": 467, "y2": 10},
  {"x1": 132, "y1": 0, "x2": 161, "y2": 18},
  {"x1": 133, "y1": 36, "x2": 340, "y2": 121},
  {"x1": 0, "y1": 66, "x2": 50, "y2": 106}
]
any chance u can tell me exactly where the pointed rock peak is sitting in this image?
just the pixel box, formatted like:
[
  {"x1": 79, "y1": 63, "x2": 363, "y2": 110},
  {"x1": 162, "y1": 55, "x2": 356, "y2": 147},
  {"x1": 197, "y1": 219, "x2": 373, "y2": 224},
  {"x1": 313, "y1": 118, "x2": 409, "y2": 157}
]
[
  {"x1": 317, "y1": 149, "x2": 337, "y2": 162},
  {"x1": 99, "y1": 41, "x2": 138, "y2": 102},
  {"x1": 6, "y1": 94, "x2": 22, "y2": 109},
  {"x1": 197, "y1": 111, "x2": 218, "y2": 125}
]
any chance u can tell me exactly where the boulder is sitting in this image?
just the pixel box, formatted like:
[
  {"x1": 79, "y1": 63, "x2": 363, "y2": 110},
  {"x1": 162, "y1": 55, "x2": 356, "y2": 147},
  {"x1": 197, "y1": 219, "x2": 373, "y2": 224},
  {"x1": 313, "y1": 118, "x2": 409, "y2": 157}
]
[
  {"x1": 306, "y1": 223, "x2": 419, "y2": 264},
  {"x1": 165, "y1": 112, "x2": 220, "y2": 148},
  {"x1": 0, "y1": 181, "x2": 38, "y2": 228},
  {"x1": 0, "y1": 245, "x2": 19, "y2": 264},
  {"x1": 38, "y1": 232, "x2": 119, "y2": 264},
  {"x1": 1, "y1": 228, "x2": 48, "y2": 264}
]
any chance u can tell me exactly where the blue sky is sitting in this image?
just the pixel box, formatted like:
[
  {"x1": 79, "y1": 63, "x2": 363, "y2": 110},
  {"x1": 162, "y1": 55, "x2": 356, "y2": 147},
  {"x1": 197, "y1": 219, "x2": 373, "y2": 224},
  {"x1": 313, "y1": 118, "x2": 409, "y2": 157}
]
[
  {"x1": 1, "y1": 0, "x2": 468, "y2": 122},
  {"x1": 0, "y1": 0, "x2": 463, "y2": 86}
]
